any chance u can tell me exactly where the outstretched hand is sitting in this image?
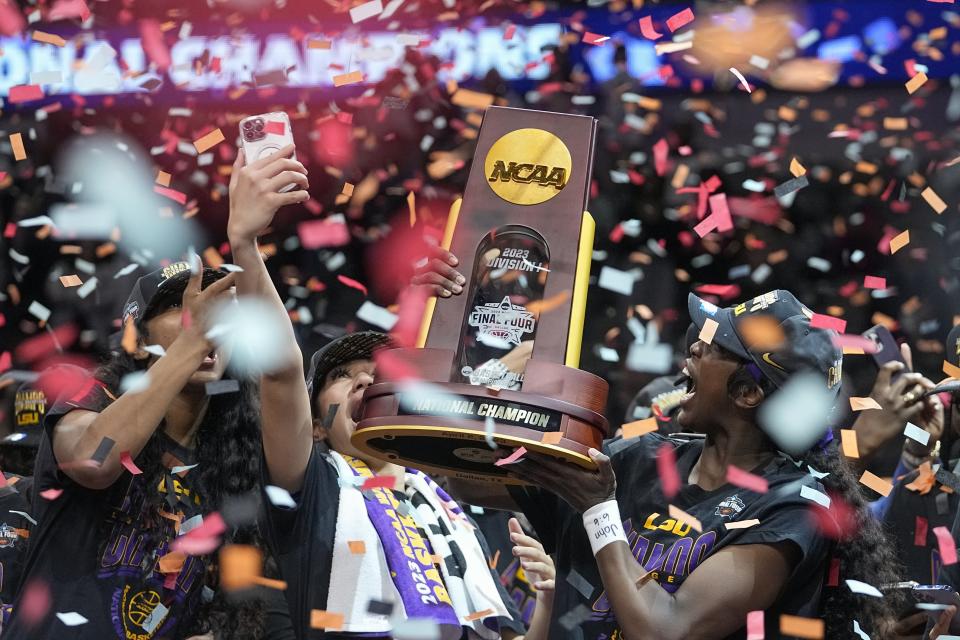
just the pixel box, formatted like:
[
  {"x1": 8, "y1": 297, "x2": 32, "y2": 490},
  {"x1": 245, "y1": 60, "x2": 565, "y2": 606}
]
[
  {"x1": 410, "y1": 244, "x2": 465, "y2": 298},
  {"x1": 227, "y1": 144, "x2": 309, "y2": 243},
  {"x1": 508, "y1": 517, "x2": 555, "y2": 592},
  {"x1": 505, "y1": 448, "x2": 617, "y2": 514}
]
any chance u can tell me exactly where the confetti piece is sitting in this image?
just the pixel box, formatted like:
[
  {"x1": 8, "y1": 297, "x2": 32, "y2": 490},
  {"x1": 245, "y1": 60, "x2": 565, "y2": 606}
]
[
  {"x1": 840, "y1": 430, "x2": 859, "y2": 458},
  {"x1": 311, "y1": 610, "x2": 345, "y2": 630},
  {"x1": 850, "y1": 397, "x2": 882, "y2": 411},
  {"x1": 729, "y1": 68, "x2": 751, "y2": 93},
  {"x1": 337, "y1": 275, "x2": 368, "y2": 296},
  {"x1": 59, "y1": 275, "x2": 83, "y2": 287},
  {"x1": 464, "y1": 609, "x2": 494, "y2": 622},
  {"x1": 621, "y1": 418, "x2": 658, "y2": 439},
  {"x1": 158, "y1": 550, "x2": 186, "y2": 574},
  {"x1": 921, "y1": 187, "x2": 948, "y2": 214},
  {"x1": 905, "y1": 72, "x2": 928, "y2": 95},
  {"x1": 904, "y1": 422, "x2": 930, "y2": 446},
  {"x1": 503, "y1": 24, "x2": 516, "y2": 40},
  {"x1": 944, "y1": 360, "x2": 960, "y2": 380},
  {"x1": 846, "y1": 579, "x2": 883, "y2": 597},
  {"x1": 308, "y1": 39, "x2": 331, "y2": 49},
  {"x1": 915, "y1": 516, "x2": 928, "y2": 546},
  {"x1": 698, "y1": 318, "x2": 719, "y2": 344},
  {"x1": 810, "y1": 313, "x2": 846, "y2": 333},
  {"x1": 655, "y1": 41, "x2": 693, "y2": 55},
  {"x1": 32, "y1": 31, "x2": 66, "y2": 47},
  {"x1": 9, "y1": 84, "x2": 44, "y2": 104},
  {"x1": 91, "y1": 436, "x2": 116, "y2": 465},
  {"x1": 657, "y1": 444, "x2": 680, "y2": 499},
  {"x1": 666, "y1": 8, "x2": 695, "y2": 31},
  {"x1": 494, "y1": 446, "x2": 527, "y2": 467},
  {"x1": 859, "y1": 470, "x2": 892, "y2": 497},
  {"x1": 361, "y1": 475, "x2": 398, "y2": 490},
  {"x1": 120, "y1": 451, "x2": 143, "y2": 475},
  {"x1": 726, "y1": 465, "x2": 769, "y2": 493},
  {"x1": 884, "y1": 117, "x2": 909, "y2": 130},
  {"x1": 193, "y1": 129, "x2": 225, "y2": 154},
  {"x1": 407, "y1": 191, "x2": 416, "y2": 227},
  {"x1": 265, "y1": 485, "x2": 296, "y2": 508},
  {"x1": 40, "y1": 488, "x2": 63, "y2": 500},
  {"x1": 774, "y1": 175, "x2": 809, "y2": 199},
  {"x1": 10, "y1": 133, "x2": 26, "y2": 161},
  {"x1": 10, "y1": 510, "x2": 36, "y2": 525},
  {"x1": 726, "y1": 519, "x2": 761, "y2": 530},
  {"x1": 653, "y1": 138, "x2": 669, "y2": 177},
  {"x1": 348, "y1": 540, "x2": 366, "y2": 554},
  {"x1": 934, "y1": 526, "x2": 958, "y2": 565},
  {"x1": 205, "y1": 380, "x2": 240, "y2": 396},
  {"x1": 889, "y1": 229, "x2": 910, "y2": 254},
  {"x1": 541, "y1": 431, "x2": 564, "y2": 445},
  {"x1": 863, "y1": 276, "x2": 886, "y2": 289},
  {"x1": 800, "y1": 485, "x2": 831, "y2": 508},
  {"x1": 582, "y1": 32, "x2": 610, "y2": 46},
  {"x1": 349, "y1": 0, "x2": 383, "y2": 23},
  {"x1": 333, "y1": 71, "x2": 364, "y2": 87},
  {"x1": 264, "y1": 120, "x2": 286, "y2": 136},
  {"x1": 155, "y1": 170, "x2": 171, "y2": 187},
  {"x1": 907, "y1": 462, "x2": 936, "y2": 494},
  {"x1": 19, "y1": 580, "x2": 51, "y2": 626},
  {"x1": 668, "y1": 504, "x2": 701, "y2": 532},
  {"x1": 790, "y1": 158, "x2": 806, "y2": 177},
  {"x1": 747, "y1": 610, "x2": 764, "y2": 640},
  {"x1": 779, "y1": 615, "x2": 824, "y2": 639},
  {"x1": 638, "y1": 16, "x2": 663, "y2": 40},
  {"x1": 450, "y1": 89, "x2": 495, "y2": 109}
]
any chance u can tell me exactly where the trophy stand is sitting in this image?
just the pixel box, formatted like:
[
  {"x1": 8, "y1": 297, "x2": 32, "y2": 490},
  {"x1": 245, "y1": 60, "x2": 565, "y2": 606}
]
[{"x1": 352, "y1": 107, "x2": 609, "y2": 484}]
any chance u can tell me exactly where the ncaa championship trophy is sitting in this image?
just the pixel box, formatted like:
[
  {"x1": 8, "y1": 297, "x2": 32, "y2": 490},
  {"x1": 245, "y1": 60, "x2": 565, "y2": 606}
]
[{"x1": 352, "y1": 106, "x2": 609, "y2": 484}]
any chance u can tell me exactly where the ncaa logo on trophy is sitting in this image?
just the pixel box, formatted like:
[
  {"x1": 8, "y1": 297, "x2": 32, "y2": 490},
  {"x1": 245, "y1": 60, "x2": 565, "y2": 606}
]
[{"x1": 352, "y1": 106, "x2": 609, "y2": 483}]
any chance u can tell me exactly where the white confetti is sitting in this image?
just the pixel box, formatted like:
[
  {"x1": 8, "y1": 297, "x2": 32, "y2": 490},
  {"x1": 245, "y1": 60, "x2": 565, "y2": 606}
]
[
  {"x1": 30, "y1": 70, "x2": 63, "y2": 85},
  {"x1": 120, "y1": 371, "x2": 151, "y2": 394},
  {"x1": 484, "y1": 417, "x2": 497, "y2": 450},
  {"x1": 597, "y1": 266, "x2": 635, "y2": 296},
  {"x1": 265, "y1": 485, "x2": 297, "y2": 508},
  {"x1": 142, "y1": 345, "x2": 166, "y2": 357},
  {"x1": 56, "y1": 611, "x2": 89, "y2": 626},
  {"x1": 729, "y1": 67, "x2": 752, "y2": 93},
  {"x1": 758, "y1": 373, "x2": 833, "y2": 456},
  {"x1": 904, "y1": 422, "x2": 930, "y2": 446},
  {"x1": 356, "y1": 301, "x2": 398, "y2": 331},
  {"x1": 141, "y1": 603, "x2": 169, "y2": 635},
  {"x1": 853, "y1": 620, "x2": 871, "y2": 640},
  {"x1": 170, "y1": 463, "x2": 198, "y2": 475},
  {"x1": 350, "y1": 0, "x2": 383, "y2": 23},
  {"x1": 77, "y1": 276, "x2": 99, "y2": 299},
  {"x1": 28, "y1": 301, "x2": 51, "y2": 322},
  {"x1": 846, "y1": 579, "x2": 883, "y2": 598},
  {"x1": 799, "y1": 485, "x2": 831, "y2": 509},
  {"x1": 9, "y1": 510, "x2": 36, "y2": 525},
  {"x1": 18, "y1": 215, "x2": 55, "y2": 227}
]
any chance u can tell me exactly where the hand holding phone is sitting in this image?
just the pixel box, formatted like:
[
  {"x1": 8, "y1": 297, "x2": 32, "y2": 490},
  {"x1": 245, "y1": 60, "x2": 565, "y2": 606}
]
[{"x1": 239, "y1": 112, "x2": 298, "y2": 193}]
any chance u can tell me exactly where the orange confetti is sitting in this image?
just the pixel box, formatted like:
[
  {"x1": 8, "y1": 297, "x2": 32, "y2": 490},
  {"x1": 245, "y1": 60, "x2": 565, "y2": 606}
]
[
  {"x1": 780, "y1": 614, "x2": 824, "y2": 639},
  {"x1": 59, "y1": 274, "x2": 83, "y2": 287},
  {"x1": 889, "y1": 229, "x2": 910, "y2": 254},
  {"x1": 193, "y1": 128, "x2": 225, "y2": 154},
  {"x1": 840, "y1": 429, "x2": 859, "y2": 458},
  {"x1": 540, "y1": 431, "x2": 564, "y2": 445},
  {"x1": 668, "y1": 504, "x2": 702, "y2": 532},
  {"x1": 622, "y1": 418, "x2": 658, "y2": 439},
  {"x1": 32, "y1": 31, "x2": 66, "y2": 47},
  {"x1": 203, "y1": 246, "x2": 224, "y2": 269},
  {"x1": 156, "y1": 170, "x2": 171, "y2": 187},
  {"x1": 905, "y1": 71, "x2": 928, "y2": 95},
  {"x1": 906, "y1": 461, "x2": 935, "y2": 495},
  {"x1": 884, "y1": 117, "x2": 909, "y2": 130},
  {"x1": 407, "y1": 191, "x2": 416, "y2": 227},
  {"x1": 860, "y1": 470, "x2": 893, "y2": 497},
  {"x1": 10, "y1": 133, "x2": 25, "y2": 161},
  {"x1": 347, "y1": 540, "x2": 366, "y2": 554},
  {"x1": 789, "y1": 157, "x2": 806, "y2": 177},
  {"x1": 121, "y1": 317, "x2": 138, "y2": 354},
  {"x1": 464, "y1": 609, "x2": 494, "y2": 622},
  {"x1": 310, "y1": 610, "x2": 345, "y2": 630},
  {"x1": 944, "y1": 360, "x2": 960, "y2": 380},
  {"x1": 333, "y1": 71, "x2": 364, "y2": 87},
  {"x1": 698, "y1": 318, "x2": 719, "y2": 344},
  {"x1": 737, "y1": 315, "x2": 785, "y2": 350},
  {"x1": 220, "y1": 544, "x2": 262, "y2": 591},
  {"x1": 158, "y1": 550, "x2": 186, "y2": 574},
  {"x1": 308, "y1": 39, "x2": 332, "y2": 49},
  {"x1": 450, "y1": 88, "x2": 495, "y2": 110},
  {"x1": 849, "y1": 396, "x2": 882, "y2": 411},
  {"x1": 921, "y1": 187, "x2": 947, "y2": 214}
]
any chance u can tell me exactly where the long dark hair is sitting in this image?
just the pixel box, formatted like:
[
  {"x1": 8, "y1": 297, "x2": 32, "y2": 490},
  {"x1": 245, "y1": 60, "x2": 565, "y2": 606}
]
[
  {"x1": 93, "y1": 269, "x2": 267, "y2": 639},
  {"x1": 727, "y1": 362, "x2": 903, "y2": 639}
]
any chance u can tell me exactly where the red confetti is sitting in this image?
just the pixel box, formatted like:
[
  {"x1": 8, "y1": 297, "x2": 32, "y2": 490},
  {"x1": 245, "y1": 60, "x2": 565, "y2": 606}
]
[
  {"x1": 120, "y1": 451, "x2": 143, "y2": 475},
  {"x1": 297, "y1": 219, "x2": 350, "y2": 249},
  {"x1": 709, "y1": 193, "x2": 733, "y2": 232},
  {"x1": 494, "y1": 446, "x2": 528, "y2": 467},
  {"x1": 653, "y1": 138, "x2": 669, "y2": 177},
  {"x1": 4, "y1": 222, "x2": 15, "y2": 238},
  {"x1": 638, "y1": 16, "x2": 663, "y2": 40},
  {"x1": 8, "y1": 84, "x2": 44, "y2": 104},
  {"x1": 18, "y1": 579, "x2": 51, "y2": 626},
  {"x1": 391, "y1": 286, "x2": 428, "y2": 348},
  {"x1": 809, "y1": 313, "x2": 846, "y2": 334},
  {"x1": 337, "y1": 275, "x2": 368, "y2": 296},
  {"x1": 694, "y1": 284, "x2": 741, "y2": 299},
  {"x1": 915, "y1": 515, "x2": 928, "y2": 546},
  {"x1": 360, "y1": 475, "x2": 400, "y2": 489},
  {"x1": 0, "y1": 351, "x2": 10, "y2": 374},
  {"x1": 863, "y1": 275, "x2": 886, "y2": 289},
  {"x1": 665, "y1": 7, "x2": 695, "y2": 32},
  {"x1": 154, "y1": 185, "x2": 187, "y2": 205},
  {"x1": 582, "y1": 32, "x2": 610, "y2": 45},
  {"x1": 810, "y1": 493, "x2": 857, "y2": 540},
  {"x1": 503, "y1": 24, "x2": 516, "y2": 40},
  {"x1": 656, "y1": 444, "x2": 680, "y2": 499},
  {"x1": 726, "y1": 465, "x2": 769, "y2": 493},
  {"x1": 934, "y1": 526, "x2": 958, "y2": 565},
  {"x1": 263, "y1": 120, "x2": 286, "y2": 136},
  {"x1": 39, "y1": 488, "x2": 63, "y2": 500}
]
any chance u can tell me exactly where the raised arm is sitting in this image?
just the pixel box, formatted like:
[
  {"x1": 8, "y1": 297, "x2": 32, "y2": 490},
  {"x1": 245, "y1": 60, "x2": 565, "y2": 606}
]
[
  {"x1": 227, "y1": 145, "x2": 313, "y2": 493},
  {"x1": 54, "y1": 269, "x2": 236, "y2": 489}
]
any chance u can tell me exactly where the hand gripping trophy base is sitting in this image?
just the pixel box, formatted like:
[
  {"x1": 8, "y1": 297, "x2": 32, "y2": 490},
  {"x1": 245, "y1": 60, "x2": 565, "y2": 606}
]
[{"x1": 351, "y1": 350, "x2": 609, "y2": 485}]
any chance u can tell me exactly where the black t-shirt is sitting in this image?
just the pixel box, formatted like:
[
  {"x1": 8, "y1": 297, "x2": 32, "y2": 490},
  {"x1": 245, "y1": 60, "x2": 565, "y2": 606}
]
[
  {"x1": 260, "y1": 444, "x2": 524, "y2": 640},
  {"x1": 0, "y1": 473, "x2": 33, "y2": 604},
  {"x1": 509, "y1": 433, "x2": 832, "y2": 640},
  {"x1": 4, "y1": 383, "x2": 209, "y2": 640}
]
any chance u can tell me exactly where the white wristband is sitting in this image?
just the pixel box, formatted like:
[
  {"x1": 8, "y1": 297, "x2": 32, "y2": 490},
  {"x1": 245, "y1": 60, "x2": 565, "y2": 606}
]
[{"x1": 583, "y1": 500, "x2": 627, "y2": 556}]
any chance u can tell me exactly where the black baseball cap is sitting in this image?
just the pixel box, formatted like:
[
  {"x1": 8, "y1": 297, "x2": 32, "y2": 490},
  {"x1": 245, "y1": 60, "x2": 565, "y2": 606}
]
[
  {"x1": 948, "y1": 324, "x2": 960, "y2": 369},
  {"x1": 687, "y1": 290, "x2": 843, "y2": 395},
  {"x1": 306, "y1": 331, "x2": 393, "y2": 410},
  {"x1": 7, "y1": 381, "x2": 46, "y2": 448}
]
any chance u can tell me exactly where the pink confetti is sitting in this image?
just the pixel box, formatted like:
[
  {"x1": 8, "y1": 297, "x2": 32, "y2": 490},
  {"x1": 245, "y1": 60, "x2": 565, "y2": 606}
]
[
  {"x1": 494, "y1": 446, "x2": 528, "y2": 467},
  {"x1": 656, "y1": 444, "x2": 680, "y2": 499},
  {"x1": 666, "y1": 8, "x2": 695, "y2": 32},
  {"x1": 653, "y1": 138, "x2": 669, "y2": 177},
  {"x1": 638, "y1": 16, "x2": 663, "y2": 40},
  {"x1": 810, "y1": 313, "x2": 846, "y2": 333},
  {"x1": 297, "y1": 219, "x2": 350, "y2": 249},
  {"x1": 746, "y1": 610, "x2": 764, "y2": 640},
  {"x1": 171, "y1": 534, "x2": 220, "y2": 556},
  {"x1": 915, "y1": 516, "x2": 928, "y2": 546},
  {"x1": 48, "y1": 0, "x2": 90, "y2": 21},
  {"x1": 337, "y1": 275, "x2": 368, "y2": 296},
  {"x1": 582, "y1": 32, "x2": 610, "y2": 45},
  {"x1": 0, "y1": 0, "x2": 25, "y2": 37},
  {"x1": 934, "y1": 526, "x2": 958, "y2": 565},
  {"x1": 694, "y1": 284, "x2": 740, "y2": 299},
  {"x1": 264, "y1": 120, "x2": 286, "y2": 136},
  {"x1": 863, "y1": 275, "x2": 886, "y2": 289},
  {"x1": 726, "y1": 465, "x2": 769, "y2": 493},
  {"x1": 0, "y1": 351, "x2": 10, "y2": 374},
  {"x1": 503, "y1": 24, "x2": 516, "y2": 40},
  {"x1": 19, "y1": 579, "x2": 51, "y2": 626},
  {"x1": 120, "y1": 451, "x2": 143, "y2": 475},
  {"x1": 709, "y1": 193, "x2": 733, "y2": 232},
  {"x1": 830, "y1": 334, "x2": 878, "y2": 354},
  {"x1": 361, "y1": 475, "x2": 398, "y2": 490},
  {"x1": 154, "y1": 185, "x2": 187, "y2": 205},
  {"x1": 39, "y1": 488, "x2": 63, "y2": 500},
  {"x1": 139, "y1": 19, "x2": 171, "y2": 72},
  {"x1": 8, "y1": 84, "x2": 43, "y2": 104}
]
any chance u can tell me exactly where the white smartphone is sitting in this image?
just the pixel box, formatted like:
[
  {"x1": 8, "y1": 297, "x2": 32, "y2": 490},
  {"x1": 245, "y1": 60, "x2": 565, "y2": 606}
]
[{"x1": 239, "y1": 111, "x2": 298, "y2": 193}]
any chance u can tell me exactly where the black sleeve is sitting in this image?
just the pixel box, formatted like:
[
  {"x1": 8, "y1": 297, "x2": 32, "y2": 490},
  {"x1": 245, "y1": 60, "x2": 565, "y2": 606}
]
[
  {"x1": 259, "y1": 445, "x2": 337, "y2": 554},
  {"x1": 259, "y1": 585, "x2": 297, "y2": 640},
  {"x1": 39, "y1": 374, "x2": 111, "y2": 485},
  {"x1": 469, "y1": 516, "x2": 527, "y2": 635},
  {"x1": 506, "y1": 484, "x2": 564, "y2": 555}
]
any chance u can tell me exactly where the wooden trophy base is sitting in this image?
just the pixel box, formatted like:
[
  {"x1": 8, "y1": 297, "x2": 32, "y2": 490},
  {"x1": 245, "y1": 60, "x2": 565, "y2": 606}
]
[{"x1": 352, "y1": 355, "x2": 609, "y2": 484}]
